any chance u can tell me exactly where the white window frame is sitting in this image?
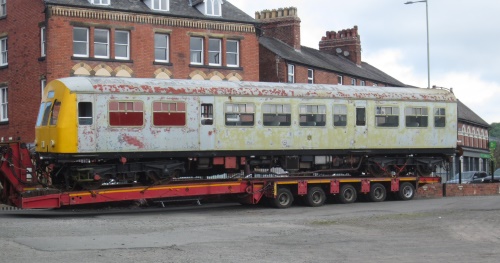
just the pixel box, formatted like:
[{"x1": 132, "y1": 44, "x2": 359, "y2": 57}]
[
  {"x1": 190, "y1": 37, "x2": 203, "y2": 65},
  {"x1": 0, "y1": 86, "x2": 7, "y2": 122},
  {"x1": 360, "y1": 80, "x2": 366, "y2": 86},
  {"x1": 94, "y1": 29, "x2": 110, "y2": 59},
  {"x1": 308, "y1": 69, "x2": 314, "y2": 84},
  {"x1": 0, "y1": 0, "x2": 6, "y2": 17},
  {"x1": 337, "y1": 75, "x2": 343, "y2": 85},
  {"x1": 89, "y1": 0, "x2": 110, "y2": 5},
  {"x1": 351, "y1": 78, "x2": 356, "y2": 85},
  {"x1": 226, "y1": 40, "x2": 239, "y2": 67},
  {"x1": 41, "y1": 79, "x2": 46, "y2": 99},
  {"x1": 73, "y1": 27, "x2": 89, "y2": 57},
  {"x1": 151, "y1": 0, "x2": 169, "y2": 11},
  {"x1": 0, "y1": 37, "x2": 6, "y2": 66},
  {"x1": 208, "y1": 38, "x2": 221, "y2": 66},
  {"x1": 114, "y1": 30, "x2": 130, "y2": 60},
  {"x1": 154, "y1": 33, "x2": 169, "y2": 62},
  {"x1": 287, "y1": 64, "x2": 295, "y2": 83},
  {"x1": 206, "y1": 0, "x2": 222, "y2": 16},
  {"x1": 41, "y1": 27, "x2": 46, "y2": 57}
]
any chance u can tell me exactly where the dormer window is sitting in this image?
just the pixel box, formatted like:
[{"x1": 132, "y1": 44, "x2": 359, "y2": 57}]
[
  {"x1": 89, "y1": 0, "x2": 110, "y2": 5},
  {"x1": 206, "y1": 0, "x2": 222, "y2": 16},
  {"x1": 147, "y1": 0, "x2": 169, "y2": 11}
]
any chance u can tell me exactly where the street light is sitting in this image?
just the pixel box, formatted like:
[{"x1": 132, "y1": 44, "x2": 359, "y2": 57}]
[{"x1": 405, "y1": 0, "x2": 430, "y2": 89}]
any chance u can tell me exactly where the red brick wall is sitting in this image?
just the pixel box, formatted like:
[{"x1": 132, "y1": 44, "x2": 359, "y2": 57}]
[
  {"x1": 445, "y1": 183, "x2": 500, "y2": 197},
  {"x1": 0, "y1": 0, "x2": 46, "y2": 142},
  {"x1": 417, "y1": 183, "x2": 443, "y2": 198}
]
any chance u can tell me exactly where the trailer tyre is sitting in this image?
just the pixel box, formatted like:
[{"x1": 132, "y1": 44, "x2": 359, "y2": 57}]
[
  {"x1": 337, "y1": 184, "x2": 357, "y2": 204},
  {"x1": 369, "y1": 183, "x2": 386, "y2": 202},
  {"x1": 398, "y1": 182, "x2": 415, "y2": 201},
  {"x1": 272, "y1": 188, "x2": 294, "y2": 209},
  {"x1": 305, "y1": 187, "x2": 326, "y2": 207}
]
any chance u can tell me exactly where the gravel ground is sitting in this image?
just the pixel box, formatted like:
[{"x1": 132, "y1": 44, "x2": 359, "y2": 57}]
[{"x1": 1, "y1": 196, "x2": 500, "y2": 263}]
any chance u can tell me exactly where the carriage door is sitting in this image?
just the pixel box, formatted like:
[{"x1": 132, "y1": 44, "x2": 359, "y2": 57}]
[
  {"x1": 199, "y1": 97, "x2": 216, "y2": 151},
  {"x1": 77, "y1": 94, "x2": 96, "y2": 152},
  {"x1": 354, "y1": 101, "x2": 368, "y2": 148}
]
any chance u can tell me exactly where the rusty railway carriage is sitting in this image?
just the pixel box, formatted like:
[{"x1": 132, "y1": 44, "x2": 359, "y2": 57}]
[{"x1": 1, "y1": 77, "x2": 455, "y2": 209}]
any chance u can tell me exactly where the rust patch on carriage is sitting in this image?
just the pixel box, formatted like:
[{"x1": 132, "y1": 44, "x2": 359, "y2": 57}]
[{"x1": 120, "y1": 135, "x2": 145, "y2": 149}]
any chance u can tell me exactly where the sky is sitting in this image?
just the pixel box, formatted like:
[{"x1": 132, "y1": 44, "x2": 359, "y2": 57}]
[{"x1": 230, "y1": 0, "x2": 500, "y2": 124}]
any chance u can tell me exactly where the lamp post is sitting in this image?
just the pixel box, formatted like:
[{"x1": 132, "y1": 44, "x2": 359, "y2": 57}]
[{"x1": 405, "y1": 0, "x2": 430, "y2": 89}]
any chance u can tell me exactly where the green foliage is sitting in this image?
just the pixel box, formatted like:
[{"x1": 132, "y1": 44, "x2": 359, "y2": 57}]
[{"x1": 490, "y1": 123, "x2": 500, "y2": 138}]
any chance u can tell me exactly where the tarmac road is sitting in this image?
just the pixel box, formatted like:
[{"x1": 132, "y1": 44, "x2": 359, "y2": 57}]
[{"x1": 1, "y1": 196, "x2": 500, "y2": 263}]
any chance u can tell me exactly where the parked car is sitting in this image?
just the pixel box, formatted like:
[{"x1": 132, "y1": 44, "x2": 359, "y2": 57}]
[
  {"x1": 473, "y1": 169, "x2": 500, "y2": 183},
  {"x1": 446, "y1": 171, "x2": 488, "y2": 184}
]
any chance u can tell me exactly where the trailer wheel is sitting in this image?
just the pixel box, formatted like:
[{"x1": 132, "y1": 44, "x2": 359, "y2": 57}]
[
  {"x1": 398, "y1": 182, "x2": 415, "y2": 201},
  {"x1": 369, "y1": 183, "x2": 386, "y2": 202},
  {"x1": 305, "y1": 187, "x2": 326, "y2": 207},
  {"x1": 337, "y1": 184, "x2": 357, "y2": 204},
  {"x1": 271, "y1": 188, "x2": 294, "y2": 209}
]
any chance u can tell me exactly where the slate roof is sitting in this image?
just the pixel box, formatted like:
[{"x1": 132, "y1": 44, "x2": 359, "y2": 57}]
[
  {"x1": 457, "y1": 100, "x2": 490, "y2": 127},
  {"x1": 259, "y1": 36, "x2": 406, "y2": 87},
  {"x1": 43, "y1": 0, "x2": 256, "y2": 24}
]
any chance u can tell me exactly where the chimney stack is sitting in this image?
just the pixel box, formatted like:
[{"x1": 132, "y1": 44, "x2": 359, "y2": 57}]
[
  {"x1": 255, "y1": 7, "x2": 301, "y2": 50},
  {"x1": 319, "y1": 26, "x2": 361, "y2": 65}
]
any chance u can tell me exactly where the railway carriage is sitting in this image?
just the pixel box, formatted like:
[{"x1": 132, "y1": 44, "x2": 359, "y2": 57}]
[{"x1": 34, "y1": 77, "x2": 457, "y2": 189}]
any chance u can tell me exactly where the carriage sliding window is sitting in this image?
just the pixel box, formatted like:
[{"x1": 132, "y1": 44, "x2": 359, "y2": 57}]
[
  {"x1": 78, "y1": 102, "x2": 93, "y2": 125},
  {"x1": 153, "y1": 101, "x2": 186, "y2": 126},
  {"x1": 263, "y1": 104, "x2": 291, "y2": 127},
  {"x1": 108, "y1": 101, "x2": 144, "y2": 126},
  {"x1": 225, "y1": 103, "x2": 254, "y2": 126},
  {"x1": 201, "y1": 103, "x2": 213, "y2": 125},
  {"x1": 333, "y1": 104, "x2": 347, "y2": 127},
  {"x1": 375, "y1": 106, "x2": 399, "y2": 127},
  {"x1": 434, "y1": 108, "x2": 446, "y2": 127},
  {"x1": 405, "y1": 107, "x2": 428, "y2": 127},
  {"x1": 299, "y1": 105, "x2": 326, "y2": 127}
]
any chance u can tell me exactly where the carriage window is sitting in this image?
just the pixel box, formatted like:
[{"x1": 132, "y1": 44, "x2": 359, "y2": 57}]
[
  {"x1": 263, "y1": 104, "x2": 291, "y2": 127},
  {"x1": 49, "y1": 101, "x2": 61, "y2": 126},
  {"x1": 36, "y1": 102, "x2": 46, "y2": 126},
  {"x1": 434, "y1": 108, "x2": 446, "y2": 127},
  {"x1": 41, "y1": 101, "x2": 52, "y2": 126},
  {"x1": 356, "y1": 107, "x2": 365, "y2": 126},
  {"x1": 153, "y1": 101, "x2": 186, "y2": 126},
  {"x1": 78, "y1": 102, "x2": 93, "y2": 125},
  {"x1": 225, "y1": 103, "x2": 254, "y2": 126},
  {"x1": 299, "y1": 105, "x2": 326, "y2": 126},
  {"x1": 405, "y1": 107, "x2": 428, "y2": 127},
  {"x1": 201, "y1": 103, "x2": 213, "y2": 125},
  {"x1": 333, "y1": 105, "x2": 347, "y2": 127},
  {"x1": 109, "y1": 100, "x2": 144, "y2": 126},
  {"x1": 375, "y1": 106, "x2": 399, "y2": 127}
]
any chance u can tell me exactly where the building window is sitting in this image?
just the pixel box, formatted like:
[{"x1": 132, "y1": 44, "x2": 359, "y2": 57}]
[
  {"x1": 263, "y1": 104, "x2": 291, "y2": 127},
  {"x1": 151, "y1": 0, "x2": 169, "y2": 11},
  {"x1": 108, "y1": 101, "x2": 144, "y2": 126},
  {"x1": 308, "y1": 69, "x2": 314, "y2": 84},
  {"x1": 351, "y1": 78, "x2": 356, "y2": 85},
  {"x1": 0, "y1": 86, "x2": 7, "y2": 121},
  {"x1": 0, "y1": 0, "x2": 6, "y2": 17},
  {"x1": 0, "y1": 37, "x2": 6, "y2": 66},
  {"x1": 40, "y1": 27, "x2": 46, "y2": 57},
  {"x1": 73, "y1": 27, "x2": 89, "y2": 57},
  {"x1": 154, "y1": 33, "x2": 169, "y2": 62},
  {"x1": 373, "y1": 83, "x2": 378, "y2": 87},
  {"x1": 94, "y1": 29, "x2": 109, "y2": 59},
  {"x1": 299, "y1": 105, "x2": 326, "y2": 127},
  {"x1": 226, "y1": 40, "x2": 239, "y2": 67},
  {"x1": 153, "y1": 101, "x2": 186, "y2": 126},
  {"x1": 41, "y1": 79, "x2": 46, "y2": 99},
  {"x1": 208, "y1": 38, "x2": 221, "y2": 66},
  {"x1": 337, "y1": 75, "x2": 343, "y2": 85},
  {"x1": 190, "y1": 37, "x2": 203, "y2": 65},
  {"x1": 375, "y1": 106, "x2": 399, "y2": 127},
  {"x1": 89, "y1": 0, "x2": 110, "y2": 5},
  {"x1": 360, "y1": 80, "x2": 365, "y2": 86},
  {"x1": 405, "y1": 107, "x2": 428, "y2": 127},
  {"x1": 333, "y1": 104, "x2": 347, "y2": 127},
  {"x1": 225, "y1": 103, "x2": 255, "y2": 126},
  {"x1": 434, "y1": 108, "x2": 446, "y2": 127},
  {"x1": 115, "y1": 30, "x2": 129, "y2": 60},
  {"x1": 287, "y1": 64, "x2": 295, "y2": 83},
  {"x1": 206, "y1": 0, "x2": 221, "y2": 16}
]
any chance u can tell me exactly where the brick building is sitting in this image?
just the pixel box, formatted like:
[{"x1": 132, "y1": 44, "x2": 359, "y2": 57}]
[
  {"x1": 0, "y1": 0, "x2": 259, "y2": 142},
  {"x1": 255, "y1": 7, "x2": 404, "y2": 87}
]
